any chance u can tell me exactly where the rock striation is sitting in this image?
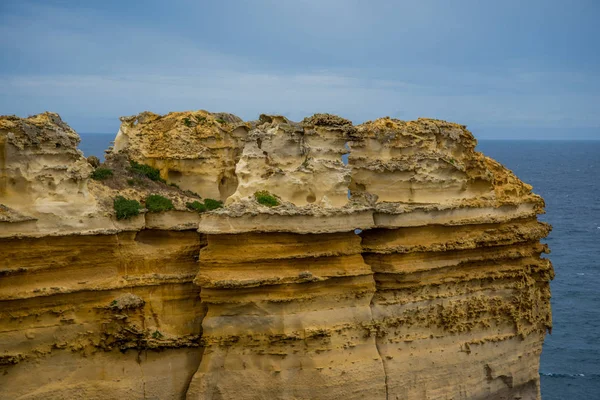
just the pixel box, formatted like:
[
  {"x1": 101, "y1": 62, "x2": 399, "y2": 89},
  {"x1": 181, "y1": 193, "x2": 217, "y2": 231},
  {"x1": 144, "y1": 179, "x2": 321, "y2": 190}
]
[{"x1": 0, "y1": 111, "x2": 553, "y2": 399}]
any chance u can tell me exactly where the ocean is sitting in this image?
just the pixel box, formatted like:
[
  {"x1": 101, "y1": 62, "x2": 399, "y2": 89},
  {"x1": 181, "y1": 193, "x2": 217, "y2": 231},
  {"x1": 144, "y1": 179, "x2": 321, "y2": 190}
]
[
  {"x1": 79, "y1": 133, "x2": 600, "y2": 399},
  {"x1": 478, "y1": 140, "x2": 600, "y2": 399}
]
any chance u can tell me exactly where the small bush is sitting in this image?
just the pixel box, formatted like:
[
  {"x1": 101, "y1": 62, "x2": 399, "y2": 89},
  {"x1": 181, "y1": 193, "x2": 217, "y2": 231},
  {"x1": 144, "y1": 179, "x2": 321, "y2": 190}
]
[
  {"x1": 130, "y1": 160, "x2": 165, "y2": 183},
  {"x1": 216, "y1": 118, "x2": 226, "y2": 124},
  {"x1": 186, "y1": 201, "x2": 207, "y2": 213},
  {"x1": 151, "y1": 330, "x2": 163, "y2": 339},
  {"x1": 145, "y1": 194, "x2": 174, "y2": 212},
  {"x1": 91, "y1": 168, "x2": 113, "y2": 181},
  {"x1": 203, "y1": 198, "x2": 223, "y2": 210},
  {"x1": 186, "y1": 199, "x2": 222, "y2": 213},
  {"x1": 114, "y1": 196, "x2": 141, "y2": 220},
  {"x1": 183, "y1": 117, "x2": 192, "y2": 127},
  {"x1": 254, "y1": 190, "x2": 279, "y2": 207}
]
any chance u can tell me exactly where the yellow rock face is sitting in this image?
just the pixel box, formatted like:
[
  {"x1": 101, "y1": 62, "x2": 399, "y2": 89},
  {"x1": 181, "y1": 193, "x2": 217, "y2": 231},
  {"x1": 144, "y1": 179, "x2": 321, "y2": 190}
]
[
  {"x1": 0, "y1": 112, "x2": 552, "y2": 400},
  {"x1": 112, "y1": 111, "x2": 249, "y2": 201}
]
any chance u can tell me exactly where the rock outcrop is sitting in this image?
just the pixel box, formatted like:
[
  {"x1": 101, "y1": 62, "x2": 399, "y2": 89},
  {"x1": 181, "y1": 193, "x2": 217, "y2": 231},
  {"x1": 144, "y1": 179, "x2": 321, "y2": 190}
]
[{"x1": 0, "y1": 111, "x2": 553, "y2": 400}]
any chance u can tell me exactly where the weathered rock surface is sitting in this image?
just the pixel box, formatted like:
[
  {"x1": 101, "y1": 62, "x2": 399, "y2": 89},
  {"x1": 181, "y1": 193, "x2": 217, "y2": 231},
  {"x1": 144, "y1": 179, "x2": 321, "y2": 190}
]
[{"x1": 0, "y1": 111, "x2": 553, "y2": 400}]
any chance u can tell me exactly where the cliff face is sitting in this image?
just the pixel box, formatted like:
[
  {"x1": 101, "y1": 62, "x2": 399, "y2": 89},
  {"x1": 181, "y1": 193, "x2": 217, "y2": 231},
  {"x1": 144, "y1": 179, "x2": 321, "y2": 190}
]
[{"x1": 0, "y1": 111, "x2": 552, "y2": 400}]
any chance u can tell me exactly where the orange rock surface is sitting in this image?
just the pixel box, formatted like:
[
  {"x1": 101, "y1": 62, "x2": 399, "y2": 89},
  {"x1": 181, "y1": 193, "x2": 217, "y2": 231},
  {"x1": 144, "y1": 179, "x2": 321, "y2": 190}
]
[{"x1": 0, "y1": 111, "x2": 552, "y2": 399}]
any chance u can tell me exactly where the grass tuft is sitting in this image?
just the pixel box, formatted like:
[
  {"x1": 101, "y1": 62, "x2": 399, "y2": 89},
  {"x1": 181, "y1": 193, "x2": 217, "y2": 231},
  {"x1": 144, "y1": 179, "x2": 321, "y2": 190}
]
[{"x1": 254, "y1": 190, "x2": 279, "y2": 207}]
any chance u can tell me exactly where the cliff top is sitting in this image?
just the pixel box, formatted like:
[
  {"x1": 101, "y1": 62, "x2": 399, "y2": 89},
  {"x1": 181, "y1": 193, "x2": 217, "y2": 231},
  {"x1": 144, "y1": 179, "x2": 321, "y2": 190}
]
[{"x1": 0, "y1": 110, "x2": 544, "y2": 237}]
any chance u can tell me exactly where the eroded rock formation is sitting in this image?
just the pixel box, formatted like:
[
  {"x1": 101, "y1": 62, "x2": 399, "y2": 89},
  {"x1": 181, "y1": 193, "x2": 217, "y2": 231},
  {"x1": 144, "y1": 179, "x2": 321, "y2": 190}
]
[{"x1": 0, "y1": 111, "x2": 553, "y2": 400}]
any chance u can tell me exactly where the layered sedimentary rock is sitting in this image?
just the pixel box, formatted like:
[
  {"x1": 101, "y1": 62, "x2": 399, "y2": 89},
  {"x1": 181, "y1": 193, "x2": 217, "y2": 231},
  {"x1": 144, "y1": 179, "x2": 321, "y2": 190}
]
[
  {"x1": 227, "y1": 114, "x2": 352, "y2": 207},
  {"x1": 0, "y1": 113, "x2": 97, "y2": 236},
  {"x1": 0, "y1": 111, "x2": 553, "y2": 400}
]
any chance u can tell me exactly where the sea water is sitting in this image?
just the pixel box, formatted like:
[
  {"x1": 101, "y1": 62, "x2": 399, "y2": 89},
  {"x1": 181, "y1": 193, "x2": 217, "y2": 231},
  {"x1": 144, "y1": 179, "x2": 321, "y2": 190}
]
[
  {"x1": 478, "y1": 140, "x2": 600, "y2": 399},
  {"x1": 79, "y1": 133, "x2": 600, "y2": 399}
]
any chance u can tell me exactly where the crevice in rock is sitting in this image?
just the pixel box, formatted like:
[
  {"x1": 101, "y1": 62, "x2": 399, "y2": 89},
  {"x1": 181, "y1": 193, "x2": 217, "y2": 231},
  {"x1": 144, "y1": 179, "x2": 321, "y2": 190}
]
[
  {"x1": 182, "y1": 240, "x2": 208, "y2": 399},
  {"x1": 363, "y1": 245, "x2": 389, "y2": 400}
]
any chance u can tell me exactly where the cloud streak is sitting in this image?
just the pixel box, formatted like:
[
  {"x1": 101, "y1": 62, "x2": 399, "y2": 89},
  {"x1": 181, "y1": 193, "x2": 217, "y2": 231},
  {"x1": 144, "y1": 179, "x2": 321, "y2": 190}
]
[{"x1": 0, "y1": 0, "x2": 598, "y2": 138}]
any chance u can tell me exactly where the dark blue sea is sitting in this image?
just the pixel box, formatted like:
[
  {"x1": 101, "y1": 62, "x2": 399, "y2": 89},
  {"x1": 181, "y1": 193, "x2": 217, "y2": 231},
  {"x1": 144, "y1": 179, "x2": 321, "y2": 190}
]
[
  {"x1": 80, "y1": 134, "x2": 600, "y2": 399},
  {"x1": 478, "y1": 140, "x2": 600, "y2": 400}
]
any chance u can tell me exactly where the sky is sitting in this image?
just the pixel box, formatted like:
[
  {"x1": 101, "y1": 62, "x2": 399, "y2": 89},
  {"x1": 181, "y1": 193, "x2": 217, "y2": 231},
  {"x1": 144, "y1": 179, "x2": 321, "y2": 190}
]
[{"x1": 0, "y1": 0, "x2": 599, "y2": 139}]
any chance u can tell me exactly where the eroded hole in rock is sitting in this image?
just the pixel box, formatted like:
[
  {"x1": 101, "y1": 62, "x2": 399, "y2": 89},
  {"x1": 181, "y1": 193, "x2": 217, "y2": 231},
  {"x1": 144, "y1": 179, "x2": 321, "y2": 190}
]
[
  {"x1": 348, "y1": 180, "x2": 365, "y2": 200},
  {"x1": 218, "y1": 173, "x2": 239, "y2": 201},
  {"x1": 342, "y1": 142, "x2": 350, "y2": 165},
  {"x1": 55, "y1": 143, "x2": 61, "y2": 148},
  {"x1": 134, "y1": 229, "x2": 171, "y2": 245},
  {"x1": 306, "y1": 193, "x2": 316, "y2": 203},
  {"x1": 469, "y1": 178, "x2": 493, "y2": 194},
  {"x1": 168, "y1": 170, "x2": 183, "y2": 181}
]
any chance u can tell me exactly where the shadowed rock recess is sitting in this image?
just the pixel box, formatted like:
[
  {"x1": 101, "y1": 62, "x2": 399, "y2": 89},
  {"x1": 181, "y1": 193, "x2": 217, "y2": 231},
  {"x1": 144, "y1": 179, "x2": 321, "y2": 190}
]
[{"x1": 0, "y1": 111, "x2": 553, "y2": 400}]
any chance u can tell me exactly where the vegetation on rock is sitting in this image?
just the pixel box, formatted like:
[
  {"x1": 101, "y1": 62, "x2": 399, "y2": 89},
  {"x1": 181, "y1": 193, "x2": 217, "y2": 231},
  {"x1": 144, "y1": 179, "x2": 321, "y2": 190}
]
[
  {"x1": 130, "y1": 160, "x2": 165, "y2": 183},
  {"x1": 113, "y1": 196, "x2": 141, "y2": 220},
  {"x1": 145, "y1": 194, "x2": 174, "y2": 213},
  {"x1": 90, "y1": 168, "x2": 113, "y2": 181},
  {"x1": 186, "y1": 201, "x2": 207, "y2": 213},
  {"x1": 186, "y1": 198, "x2": 223, "y2": 213},
  {"x1": 254, "y1": 190, "x2": 279, "y2": 207},
  {"x1": 203, "y1": 198, "x2": 223, "y2": 210}
]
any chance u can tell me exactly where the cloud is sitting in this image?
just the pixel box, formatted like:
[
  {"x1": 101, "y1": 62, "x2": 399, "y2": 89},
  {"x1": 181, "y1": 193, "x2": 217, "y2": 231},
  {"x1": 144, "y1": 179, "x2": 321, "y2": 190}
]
[
  {"x1": 0, "y1": 0, "x2": 598, "y2": 138},
  {"x1": 2, "y1": 69, "x2": 598, "y2": 134}
]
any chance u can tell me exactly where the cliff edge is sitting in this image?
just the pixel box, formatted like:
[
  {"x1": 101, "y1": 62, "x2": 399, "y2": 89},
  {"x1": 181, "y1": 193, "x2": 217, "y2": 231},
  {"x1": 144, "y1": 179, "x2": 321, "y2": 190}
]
[{"x1": 0, "y1": 111, "x2": 553, "y2": 400}]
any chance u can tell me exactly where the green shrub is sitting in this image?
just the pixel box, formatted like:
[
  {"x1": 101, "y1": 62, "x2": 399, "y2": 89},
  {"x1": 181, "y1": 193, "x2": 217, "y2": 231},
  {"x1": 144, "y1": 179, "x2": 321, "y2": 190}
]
[
  {"x1": 186, "y1": 199, "x2": 222, "y2": 213},
  {"x1": 114, "y1": 196, "x2": 141, "y2": 220},
  {"x1": 151, "y1": 330, "x2": 163, "y2": 339},
  {"x1": 183, "y1": 117, "x2": 192, "y2": 127},
  {"x1": 186, "y1": 201, "x2": 207, "y2": 213},
  {"x1": 145, "y1": 194, "x2": 174, "y2": 212},
  {"x1": 203, "y1": 198, "x2": 223, "y2": 210},
  {"x1": 254, "y1": 190, "x2": 279, "y2": 207},
  {"x1": 91, "y1": 168, "x2": 113, "y2": 181},
  {"x1": 216, "y1": 118, "x2": 226, "y2": 124},
  {"x1": 130, "y1": 160, "x2": 165, "y2": 183}
]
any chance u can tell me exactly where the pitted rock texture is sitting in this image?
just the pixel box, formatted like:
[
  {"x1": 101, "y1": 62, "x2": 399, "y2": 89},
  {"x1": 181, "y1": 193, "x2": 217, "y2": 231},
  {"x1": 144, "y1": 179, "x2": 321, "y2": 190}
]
[
  {"x1": 226, "y1": 114, "x2": 353, "y2": 207},
  {"x1": 113, "y1": 110, "x2": 248, "y2": 201},
  {"x1": 0, "y1": 111, "x2": 552, "y2": 400}
]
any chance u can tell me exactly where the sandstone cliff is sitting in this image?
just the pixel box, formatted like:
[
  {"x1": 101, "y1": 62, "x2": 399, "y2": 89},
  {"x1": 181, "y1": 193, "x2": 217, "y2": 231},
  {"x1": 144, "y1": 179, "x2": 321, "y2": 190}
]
[{"x1": 0, "y1": 111, "x2": 553, "y2": 400}]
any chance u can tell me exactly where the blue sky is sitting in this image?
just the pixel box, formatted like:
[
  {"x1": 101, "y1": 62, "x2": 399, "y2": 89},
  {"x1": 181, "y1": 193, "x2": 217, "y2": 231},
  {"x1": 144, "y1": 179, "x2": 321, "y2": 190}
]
[{"x1": 1, "y1": 0, "x2": 598, "y2": 139}]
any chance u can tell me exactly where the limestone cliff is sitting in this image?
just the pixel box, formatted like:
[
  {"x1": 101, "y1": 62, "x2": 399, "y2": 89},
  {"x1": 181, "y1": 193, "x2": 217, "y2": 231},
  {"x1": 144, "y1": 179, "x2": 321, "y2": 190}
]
[{"x1": 0, "y1": 111, "x2": 553, "y2": 400}]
